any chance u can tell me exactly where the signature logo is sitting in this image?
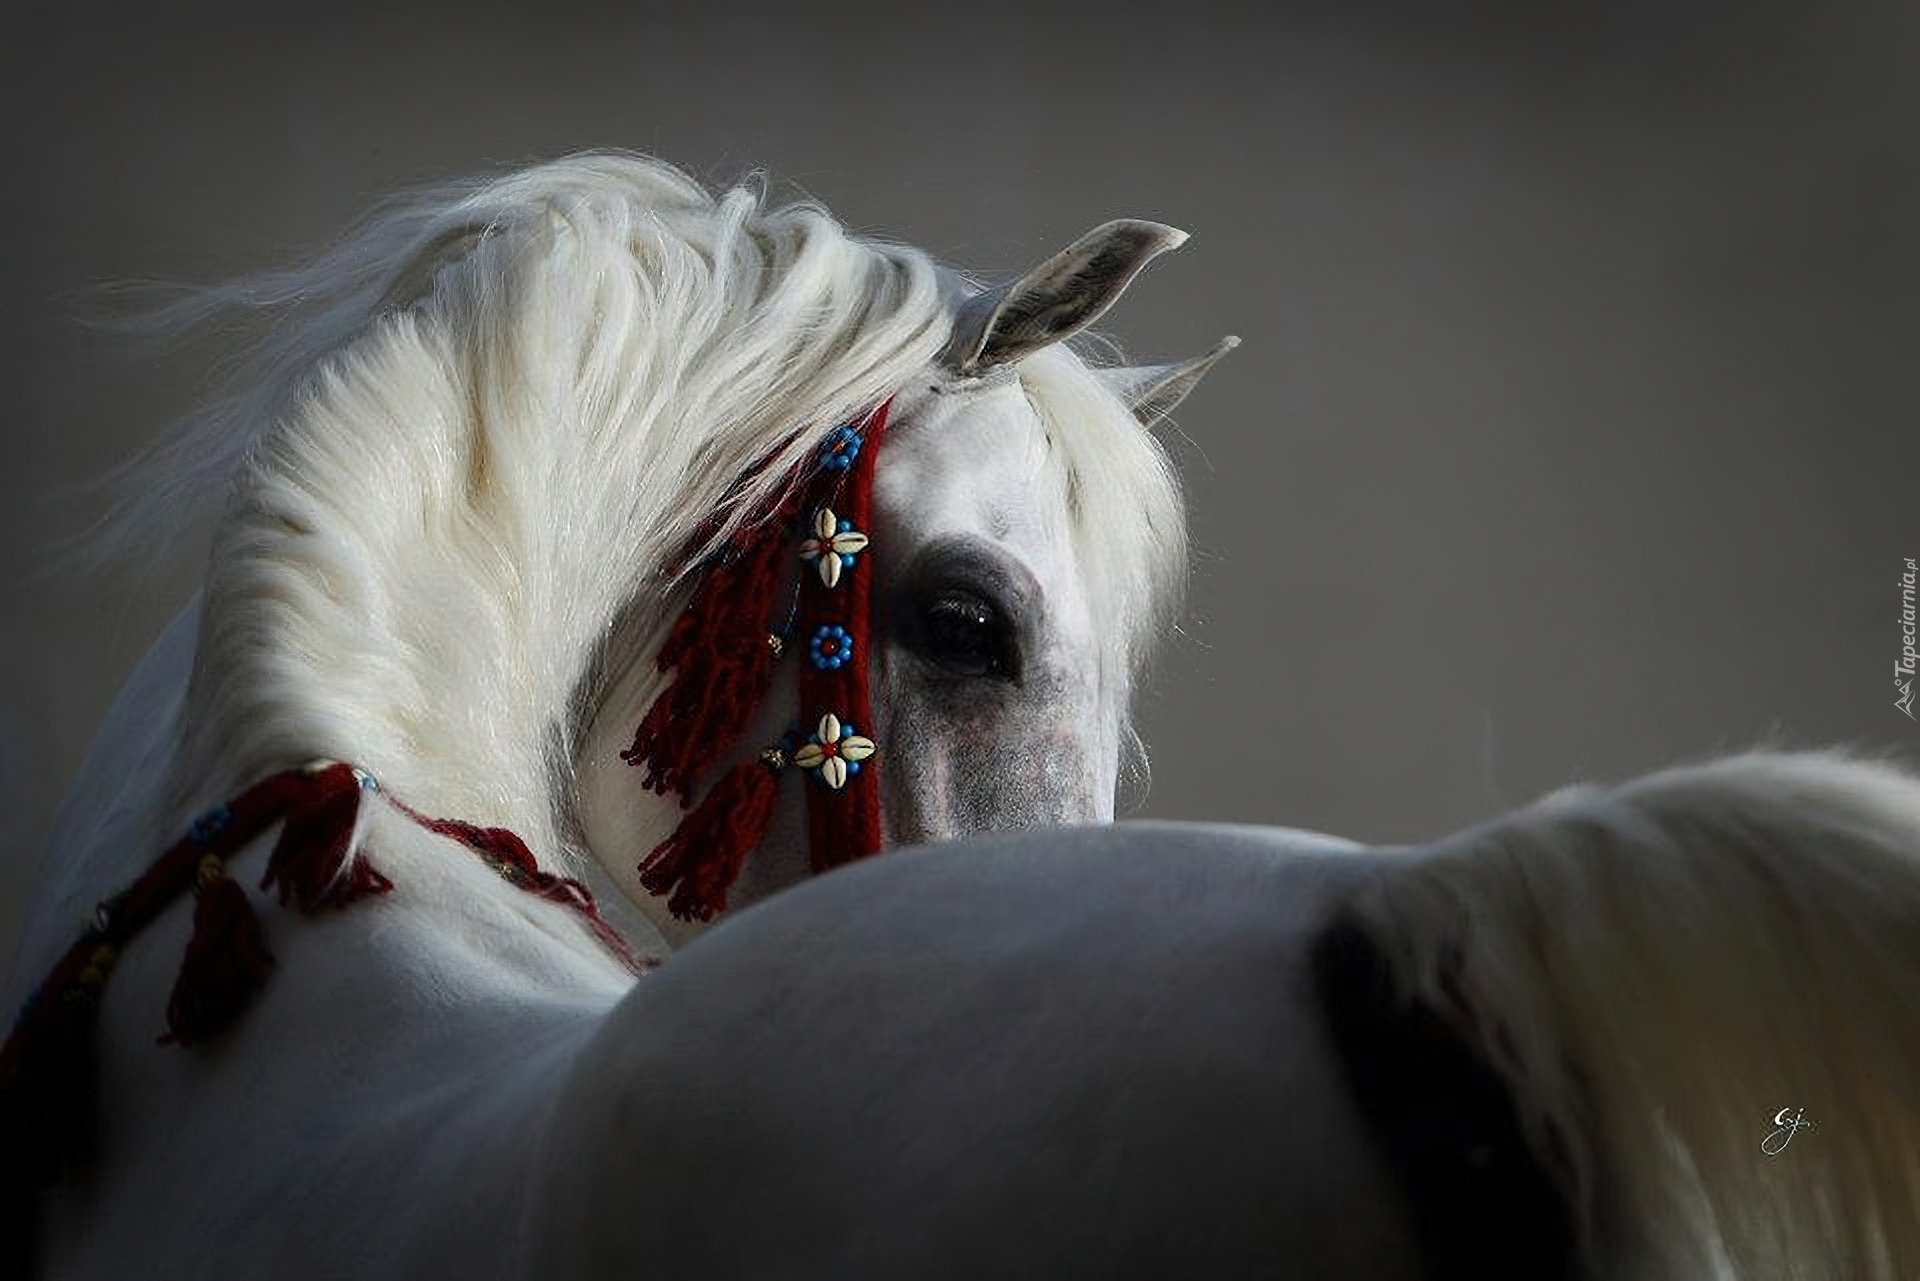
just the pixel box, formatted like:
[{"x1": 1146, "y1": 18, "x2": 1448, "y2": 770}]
[
  {"x1": 1900, "y1": 558, "x2": 1917, "y2": 720},
  {"x1": 1762, "y1": 1107, "x2": 1815, "y2": 1156}
]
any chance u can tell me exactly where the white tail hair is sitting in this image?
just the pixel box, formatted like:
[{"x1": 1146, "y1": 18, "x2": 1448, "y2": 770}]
[{"x1": 1348, "y1": 750, "x2": 1920, "y2": 1278}]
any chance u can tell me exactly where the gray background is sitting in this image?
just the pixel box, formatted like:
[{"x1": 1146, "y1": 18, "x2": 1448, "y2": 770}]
[{"x1": 4, "y1": 1, "x2": 1916, "y2": 959}]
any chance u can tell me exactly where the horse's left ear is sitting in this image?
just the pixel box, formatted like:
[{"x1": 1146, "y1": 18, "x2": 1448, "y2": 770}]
[
  {"x1": 942, "y1": 219, "x2": 1189, "y2": 376},
  {"x1": 1096, "y1": 335, "x2": 1241, "y2": 428}
]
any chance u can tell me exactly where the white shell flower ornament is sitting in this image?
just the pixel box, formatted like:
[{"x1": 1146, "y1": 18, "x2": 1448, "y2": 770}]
[
  {"x1": 791, "y1": 714, "x2": 877, "y2": 790},
  {"x1": 799, "y1": 507, "x2": 869, "y2": 588}
]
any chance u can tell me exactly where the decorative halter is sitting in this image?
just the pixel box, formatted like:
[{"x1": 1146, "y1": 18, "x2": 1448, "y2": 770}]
[
  {"x1": 0, "y1": 760, "x2": 651, "y2": 1265},
  {"x1": 620, "y1": 399, "x2": 892, "y2": 921},
  {"x1": 0, "y1": 404, "x2": 891, "y2": 1255}
]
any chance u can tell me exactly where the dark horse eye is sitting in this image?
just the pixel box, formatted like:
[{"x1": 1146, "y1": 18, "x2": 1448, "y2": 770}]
[{"x1": 916, "y1": 588, "x2": 1017, "y2": 680}]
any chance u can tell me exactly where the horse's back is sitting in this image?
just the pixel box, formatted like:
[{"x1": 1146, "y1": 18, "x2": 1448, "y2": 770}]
[{"x1": 534, "y1": 823, "x2": 1436, "y2": 1279}]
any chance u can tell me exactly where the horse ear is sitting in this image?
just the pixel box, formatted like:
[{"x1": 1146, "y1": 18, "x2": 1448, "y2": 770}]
[
  {"x1": 1096, "y1": 335, "x2": 1241, "y2": 428},
  {"x1": 941, "y1": 219, "x2": 1189, "y2": 376}
]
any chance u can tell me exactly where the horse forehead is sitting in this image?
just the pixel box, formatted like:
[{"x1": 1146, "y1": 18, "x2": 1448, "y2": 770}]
[{"x1": 876, "y1": 382, "x2": 1067, "y2": 554}]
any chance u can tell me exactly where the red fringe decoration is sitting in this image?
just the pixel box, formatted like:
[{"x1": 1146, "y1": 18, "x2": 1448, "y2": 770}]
[
  {"x1": 259, "y1": 763, "x2": 393, "y2": 914},
  {"x1": 636, "y1": 755, "x2": 783, "y2": 922},
  {"x1": 3, "y1": 759, "x2": 650, "y2": 1272},
  {"x1": 628, "y1": 401, "x2": 895, "y2": 920},
  {"x1": 622, "y1": 491, "x2": 805, "y2": 803},
  {"x1": 162, "y1": 860, "x2": 275, "y2": 1047},
  {"x1": 1, "y1": 765, "x2": 324, "y2": 1224}
]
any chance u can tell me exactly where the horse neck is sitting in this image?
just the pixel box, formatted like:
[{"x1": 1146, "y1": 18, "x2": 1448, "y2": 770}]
[{"x1": 176, "y1": 325, "x2": 672, "y2": 856}]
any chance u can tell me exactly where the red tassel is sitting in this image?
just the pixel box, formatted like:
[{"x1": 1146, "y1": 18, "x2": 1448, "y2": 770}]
[
  {"x1": 623, "y1": 487, "x2": 805, "y2": 801},
  {"x1": 161, "y1": 860, "x2": 275, "y2": 1047},
  {"x1": 626, "y1": 400, "x2": 896, "y2": 919},
  {"x1": 636, "y1": 755, "x2": 784, "y2": 922},
  {"x1": 621, "y1": 630, "x2": 779, "y2": 802},
  {"x1": 259, "y1": 764, "x2": 393, "y2": 914}
]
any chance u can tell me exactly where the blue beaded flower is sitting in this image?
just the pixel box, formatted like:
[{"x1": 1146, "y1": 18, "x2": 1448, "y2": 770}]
[
  {"x1": 187, "y1": 804, "x2": 234, "y2": 845},
  {"x1": 819, "y1": 424, "x2": 863, "y2": 472},
  {"x1": 808, "y1": 624, "x2": 854, "y2": 671}
]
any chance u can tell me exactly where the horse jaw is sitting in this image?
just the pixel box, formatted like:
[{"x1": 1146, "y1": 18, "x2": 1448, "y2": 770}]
[{"x1": 573, "y1": 368, "x2": 1122, "y2": 948}]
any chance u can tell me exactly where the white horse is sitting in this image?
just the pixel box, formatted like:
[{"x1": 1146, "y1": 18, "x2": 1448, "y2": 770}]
[
  {"x1": 2, "y1": 153, "x2": 1218, "y2": 1273},
  {"x1": 6, "y1": 153, "x2": 1919, "y2": 1279}
]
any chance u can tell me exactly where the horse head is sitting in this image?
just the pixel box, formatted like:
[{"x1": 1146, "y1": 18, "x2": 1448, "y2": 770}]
[
  {"x1": 567, "y1": 207, "x2": 1238, "y2": 946},
  {"x1": 16, "y1": 155, "x2": 1236, "y2": 967}
]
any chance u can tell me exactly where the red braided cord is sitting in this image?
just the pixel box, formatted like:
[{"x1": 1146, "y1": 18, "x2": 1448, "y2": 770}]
[
  {"x1": 799, "y1": 401, "x2": 889, "y2": 871},
  {"x1": 632, "y1": 401, "x2": 894, "y2": 918},
  {"x1": 623, "y1": 484, "x2": 805, "y2": 803},
  {"x1": 1, "y1": 763, "x2": 650, "y2": 1268},
  {"x1": 390, "y1": 802, "x2": 648, "y2": 974}
]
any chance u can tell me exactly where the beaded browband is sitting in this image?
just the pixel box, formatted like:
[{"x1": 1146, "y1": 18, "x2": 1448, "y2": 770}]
[{"x1": 619, "y1": 399, "x2": 893, "y2": 921}]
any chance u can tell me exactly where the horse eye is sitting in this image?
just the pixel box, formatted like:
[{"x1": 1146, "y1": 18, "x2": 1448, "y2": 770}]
[{"x1": 916, "y1": 588, "x2": 1017, "y2": 680}]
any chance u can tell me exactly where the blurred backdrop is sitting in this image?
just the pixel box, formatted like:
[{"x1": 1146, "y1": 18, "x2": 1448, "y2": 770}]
[{"x1": 4, "y1": 0, "x2": 1916, "y2": 959}]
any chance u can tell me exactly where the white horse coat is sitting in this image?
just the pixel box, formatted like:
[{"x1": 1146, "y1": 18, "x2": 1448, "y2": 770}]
[
  {"x1": 7, "y1": 155, "x2": 1212, "y2": 1275},
  {"x1": 9, "y1": 154, "x2": 1920, "y2": 1279}
]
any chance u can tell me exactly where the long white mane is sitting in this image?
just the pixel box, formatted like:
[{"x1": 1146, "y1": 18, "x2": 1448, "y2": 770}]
[
  {"x1": 1348, "y1": 749, "x2": 1920, "y2": 1278},
  {"x1": 74, "y1": 151, "x2": 1183, "y2": 875}
]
